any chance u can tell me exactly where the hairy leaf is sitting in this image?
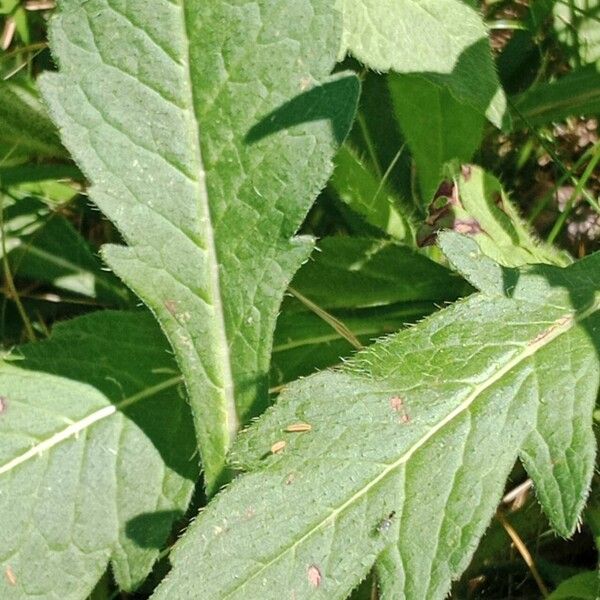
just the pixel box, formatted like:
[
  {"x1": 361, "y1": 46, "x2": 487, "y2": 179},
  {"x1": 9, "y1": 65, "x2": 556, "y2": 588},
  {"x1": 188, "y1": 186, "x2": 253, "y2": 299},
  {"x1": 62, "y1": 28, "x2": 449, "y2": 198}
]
[
  {"x1": 345, "y1": 72, "x2": 414, "y2": 209},
  {"x1": 418, "y1": 164, "x2": 572, "y2": 268},
  {"x1": 330, "y1": 145, "x2": 415, "y2": 242},
  {"x1": 455, "y1": 500, "x2": 550, "y2": 591},
  {"x1": 330, "y1": 72, "x2": 415, "y2": 242},
  {"x1": 547, "y1": 572, "x2": 600, "y2": 599},
  {"x1": 151, "y1": 235, "x2": 599, "y2": 599},
  {"x1": 0, "y1": 311, "x2": 198, "y2": 598},
  {"x1": 272, "y1": 237, "x2": 471, "y2": 384},
  {"x1": 290, "y1": 237, "x2": 469, "y2": 310},
  {"x1": 40, "y1": 0, "x2": 359, "y2": 491},
  {"x1": 339, "y1": 0, "x2": 508, "y2": 127},
  {"x1": 272, "y1": 304, "x2": 431, "y2": 387}
]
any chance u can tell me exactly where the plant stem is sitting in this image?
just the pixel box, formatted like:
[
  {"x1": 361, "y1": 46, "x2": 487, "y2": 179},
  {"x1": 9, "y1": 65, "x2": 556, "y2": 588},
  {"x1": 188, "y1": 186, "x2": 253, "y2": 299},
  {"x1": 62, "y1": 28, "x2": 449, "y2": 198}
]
[
  {"x1": 0, "y1": 195, "x2": 36, "y2": 341},
  {"x1": 497, "y1": 512, "x2": 549, "y2": 598}
]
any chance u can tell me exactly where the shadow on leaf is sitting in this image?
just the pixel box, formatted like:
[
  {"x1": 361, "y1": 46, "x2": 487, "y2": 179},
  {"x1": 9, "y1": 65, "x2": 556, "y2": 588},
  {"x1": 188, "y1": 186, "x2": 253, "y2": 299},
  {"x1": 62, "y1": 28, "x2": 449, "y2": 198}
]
[
  {"x1": 245, "y1": 75, "x2": 360, "y2": 146},
  {"x1": 125, "y1": 510, "x2": 185, "y2": 549}
]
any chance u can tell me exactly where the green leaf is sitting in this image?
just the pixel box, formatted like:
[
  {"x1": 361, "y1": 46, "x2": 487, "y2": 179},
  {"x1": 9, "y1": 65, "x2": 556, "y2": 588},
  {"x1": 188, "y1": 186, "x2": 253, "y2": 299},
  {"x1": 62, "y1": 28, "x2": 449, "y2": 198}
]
[
  {"x1": 40, "y1": 0, "x2": 359, "y2": 492},
  {"x1": 347, "y1": 72, "x2": 414, "y2": 201},
  {"x1": 456, "y1": 499, "x2": 550, "y2": 589},
  {"x1": 272, "y1": 237, "x2": 472, "y2": 384},
  {"x1": 0, "y1": 310, "x2": 198, "y2": 598},
  {"x1": 272, "y1": 304, "x2": 432, "y2": 386},
  {"x1": 548, "y1": 572, "x2": 600, "y2": 599},
  {"x1": 330, "y1": 145, "x2": 415, "y2": 242},
  {"x1": 150, "y1": 236, "x2": 600, "y2": 600},
  {"x1": 0, "y1": 0, "x2": 20, "y2": 14},
  {"x1": 339, "y1": 0, "x2": 508, "y2": 127},
  {"x1": 331, "y1": 72, "x2": 415, "y2": 241},
  {"x1": 290, "y1": 237, "x2": 469, "y2": 310},
  {"x1": 496, "y1": 29, "x2": 540, "y2": 96},
  {"x1": 0, "y1": 80, "x2": 65, "y2": 161},
  {"x1": 418, "y1": 164, "x2": 572, "y2": 268},
  {"x1": 0, "y1": 164, "x2": 82, "y2": 188},
  {"x1": 388, "y1": 74, "x2": 484, "y2": 203},
  {"x1": 512, "y1": 65, "x2": 600, "y2": 128}
]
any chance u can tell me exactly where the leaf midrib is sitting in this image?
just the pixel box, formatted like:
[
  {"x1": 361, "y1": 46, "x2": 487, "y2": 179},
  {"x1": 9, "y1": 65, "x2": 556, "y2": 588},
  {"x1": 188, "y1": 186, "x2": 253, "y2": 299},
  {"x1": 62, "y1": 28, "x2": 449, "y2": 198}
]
[
  {"x1": 0, "y1": 374, "x2": 182, "y2": 476},
  {"x1": 177, "y1": 1, "x2": 238, "y2": 446},
  {"x1": 221, "y1": 300, "x2": 598, "y2": 598}
]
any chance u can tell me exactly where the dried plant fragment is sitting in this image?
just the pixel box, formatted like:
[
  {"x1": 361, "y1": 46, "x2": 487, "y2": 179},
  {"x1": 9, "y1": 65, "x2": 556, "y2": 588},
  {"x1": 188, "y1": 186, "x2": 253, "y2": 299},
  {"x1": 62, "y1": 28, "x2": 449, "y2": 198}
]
[
  {"x1": 271, "y1": 441, "x2": 287, "y2": 454},
  {"x1": 285, "y1": 422, "x2": 312, "y2": 433},
  {"x1": 5, "y1": 566, "x2": 16, "y2": 586}
]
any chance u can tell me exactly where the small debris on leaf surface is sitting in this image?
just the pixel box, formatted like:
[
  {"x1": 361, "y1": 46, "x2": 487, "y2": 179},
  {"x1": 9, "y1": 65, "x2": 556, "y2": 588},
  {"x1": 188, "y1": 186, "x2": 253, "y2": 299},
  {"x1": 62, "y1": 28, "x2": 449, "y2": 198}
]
[
  {"x1": 307, "y1": 564, "x2": 322, "y2": 588},
  {"x1": 5, "y1": 565, "x2": 16, "y2": 586},
  {"x1": 271, "y1": 440, "x2": 286, "y2": 454},
  {"x1": 377, "y1": 511, "x2": 396, "y2": 533},
  {"x1": 285, "y1": 422, "x2": 311, "y2": 433}
]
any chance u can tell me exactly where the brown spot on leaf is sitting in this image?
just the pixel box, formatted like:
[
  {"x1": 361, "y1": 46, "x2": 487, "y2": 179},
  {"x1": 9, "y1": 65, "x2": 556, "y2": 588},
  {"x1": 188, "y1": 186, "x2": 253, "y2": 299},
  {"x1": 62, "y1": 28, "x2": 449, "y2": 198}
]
[
  {"x1": 164, "y1": 299, "x2": 178, "y2": 316},
  {"x1": 433, "y1": 180, "x2": 454, "y2": 202},
  {"x1": 299, "y1": 76, "x2": 312, "y2": 91},
  {"x1": 390, "y1": 396, "x2": 410, "y2": 423},
  {"x1": 285, "y1": 422, "x2": 311, "y2": 433},
  {"x1": 454, "y1": 219, "x2": 484, "y2": 235},
  {"x1": 418, "y1": 180, "x2": 465, "y2": 247},
  {"x1": 5, "y1": 566, "x2": 16, "y2": 586},
  {"x1": 307, "y1": 564, "x2": 322, "y2": 588},
  {"x1": 271, "y1": 440, "x2": 286, "y2": 454},
  {"x1": 492, "y1": 191, "x2": 510, "y2": 215},
  {"x1": 448, "y1": 183, "x2": 462, "y2": 206},
  {"x1": 389, "y1": 396, "x2": 404, "y2": 412},
  {"x1": 24, "y1": 0, "x2": 57, "y2": 9},
  {"x1": 285, "y1": 473, "x2": 296, "y2": 485},
  {"x1": 425, "y1": 199, "x2": 452, "y2": 226},
  {"x1": 416, "y1": 229, "x2": 438, "y2": 248},
  {"x1": 530, "y1": 315, "x2": 573, "y2": 346},
  {"x1": 0, "y1": 396, "x2": 7, "y2": 414},
  {"x1": 461, "y1": 164, "x2": 473, "y2": 181}
]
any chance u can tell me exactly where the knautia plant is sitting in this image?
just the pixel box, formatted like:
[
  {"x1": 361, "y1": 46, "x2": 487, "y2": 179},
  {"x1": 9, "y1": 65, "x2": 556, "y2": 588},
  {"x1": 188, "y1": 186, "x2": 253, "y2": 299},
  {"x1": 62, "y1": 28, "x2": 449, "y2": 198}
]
[{"x1": 0, "y1": 1, "x2": 599, "y2": 598}]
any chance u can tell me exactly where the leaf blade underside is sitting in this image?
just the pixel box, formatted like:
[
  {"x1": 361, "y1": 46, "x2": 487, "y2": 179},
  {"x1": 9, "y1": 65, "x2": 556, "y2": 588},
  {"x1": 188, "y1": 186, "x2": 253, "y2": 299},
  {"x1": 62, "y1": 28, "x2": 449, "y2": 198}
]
[
  {"x1": 40, "y1": 0, "x2": 359, "y2": 492},
  {"x1": 0, "y1": 311, "x2": 198, "y2": 599},
  {"x1": 151, "y1": 237, "x2": 600, "y2": 600},
  {"x1": 271, "y1": 236, "x2": 472, "y2": 385}
]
